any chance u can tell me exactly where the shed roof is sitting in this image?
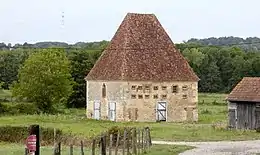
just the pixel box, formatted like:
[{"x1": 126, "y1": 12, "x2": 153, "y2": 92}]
[
  {"x1": 86, "y1": 13, "x2": 199, "y2": 82},
  {"x1": 227, "y1": 77, "x2": 260, "y2": 102}
]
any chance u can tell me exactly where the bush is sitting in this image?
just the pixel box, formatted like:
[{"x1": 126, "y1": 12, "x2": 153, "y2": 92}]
[
  {"x1": 0, "y1": 102, "x2": 40, "y2": 115},
  {"x1": 0, "y1": 126, "x2": 63, "y2": 145}
]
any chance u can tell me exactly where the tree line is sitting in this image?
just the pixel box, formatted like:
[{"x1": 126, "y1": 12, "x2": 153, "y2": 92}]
[{"x1": 0, "y1": 37, "x2": 260, "y2": 109}]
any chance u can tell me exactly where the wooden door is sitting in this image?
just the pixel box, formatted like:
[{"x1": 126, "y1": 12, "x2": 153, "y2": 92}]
[
  {"x1": 108, "y1": 102, "x2": 116, "y2": 121},
  {"x1": 228, "y1": 109, "x2": 236, "y2": 129},
  {"x1": 94, "y1": 101, "x2": 101, "y2": 120},
  {"x1": 156, "y1": 102, "x2": 166, "y2": 122}
]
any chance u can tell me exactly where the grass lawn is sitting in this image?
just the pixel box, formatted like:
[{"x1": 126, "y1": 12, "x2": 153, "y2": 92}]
[
  {"x1": 0, "y1": 93, "x2": 259, "y2": 142},
  {"x1": 0, "y1": 142, "x2": 193, "y2": 155},
  {"x1": 0, "y1": 93, "x2": 259, "y2": 155},
  {"x1": 0, "y1": 142, "x2": 94, "y2": 155},
  {"x1": 146, "y1": 145, "x2": 195, "y2": 155}
]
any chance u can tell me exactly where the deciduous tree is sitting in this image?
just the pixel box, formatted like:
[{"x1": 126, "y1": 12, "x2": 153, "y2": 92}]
[{"x1": 12, "y1": 49, "x2": 74, "y2": 113}]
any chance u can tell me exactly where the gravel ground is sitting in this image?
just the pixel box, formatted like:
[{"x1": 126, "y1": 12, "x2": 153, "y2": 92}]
[{"x1": 153, "y1": 140, "x2": 260, "y2": 155}]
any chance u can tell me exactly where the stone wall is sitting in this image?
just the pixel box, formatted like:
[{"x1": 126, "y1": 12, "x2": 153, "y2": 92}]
[{"x1": 86, "y1": 80, "x2": 198, "y2": 122}]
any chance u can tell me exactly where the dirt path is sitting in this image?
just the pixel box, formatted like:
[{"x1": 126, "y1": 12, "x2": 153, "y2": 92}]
[{"x1": 153, "y1": 140, "x2": 260, "y2": 155}]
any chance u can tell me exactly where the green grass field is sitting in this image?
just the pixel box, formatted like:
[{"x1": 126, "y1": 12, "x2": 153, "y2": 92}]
[
  {"x1": 0, "y1": 142, "x2": 93, "y2": 155},
  {"x1": 0, "y1": 142, "x2": 193, "y2": 155},
  {"x1": 146, "y1": 145, "x2": 195, "y2": 155},
  {"x1": 0, "y1": 93, "x2": 259, "y2": 142},
  {"x1": 0, "y1": 93, "x2": 259, "y2": 154}
]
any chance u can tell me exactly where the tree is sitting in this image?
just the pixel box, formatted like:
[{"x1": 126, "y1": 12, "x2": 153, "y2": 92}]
[
  {"x1": 66, "y1": 49, "x2": 102, "y2": 108},
  {"x1": 198, "y1": 54, "x2": 222, "y2": 92},
  {"x1": 0, "y1": 82, "x2": 3, "y2": 93},
  {"x1": 12, "y1": 49, "x2": 74, "y2": 113},
  {"x1": 182, "y1": 48, "x2": 205, "y2": 71},
  {"x1": 0, "y1": 50, "x2": 30, "y2": 89}
]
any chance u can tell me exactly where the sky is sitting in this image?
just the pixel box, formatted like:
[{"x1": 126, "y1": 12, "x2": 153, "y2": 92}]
[{"x1": 0, "y1": 0, "x2": 260, "y2": 44}]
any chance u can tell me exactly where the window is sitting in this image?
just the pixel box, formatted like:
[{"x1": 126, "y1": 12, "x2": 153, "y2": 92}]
[
  {"x1": 137, "y1": 86, "x2": 143, "y2": 91},
  {"x1": 153, "y1": 86, "x2": 158, "y2": 90},
  {"x1": 138, "y1": 94, "x2": 143, "y2": 99},
  {"x1": 153, "y1": 94, "x2": 158, "y2": 99},
  {"x1": 131, "y1": 94, "x2": 136, "y2": 99},
  {"x1": 102, "y1": 83, "x2": 106, "y2": 98},
  {"x1": 145, "y1": 85, "x2": 150, "y2": 90},
  {"x1": 172, "y1": 85, "x2": 178, "y2": 93},
  {"x1": 182, "y1": 94, "x2": 188, "y2": 99},
  {"x1": 182, "y1": 85, "x2": 188, "y2": 91},
  {"x1": 162, "y1": 86, "x2": 167, "y2": 90},
  {"x1": 131, "y1": 85, "x2": 136, "y2": 90},
  {"x1": 145, "y1": 95, "x2": 150, "y2": 99},
  {"x1": 162, "y1": 94, "x2": 167, "y2": 99},
  {"x1": 144, "y1": 85, "x2": 151, "y2": 93}
]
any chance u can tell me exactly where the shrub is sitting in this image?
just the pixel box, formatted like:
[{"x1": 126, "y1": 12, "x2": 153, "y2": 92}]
[
  {"x1": 0, "y1": 102, "x2": 8, "y2": 113},
  {"x1": 0, "y1": 126, "x2": 63, "y2": 145},
  {"x1": 0, "y1": 103, "x2": 40, "y2": 115}
]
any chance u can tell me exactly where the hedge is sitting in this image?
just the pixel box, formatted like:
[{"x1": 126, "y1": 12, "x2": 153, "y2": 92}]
[
  {"x1": 0, "y1": 126, "x2": 63, "y2": 145},
  {"x1": 0, "y1": 125, "x2": 135, "y2": 147},
  {"x1": 0, "y1": 102, "x2": 40, "y2": 115}
]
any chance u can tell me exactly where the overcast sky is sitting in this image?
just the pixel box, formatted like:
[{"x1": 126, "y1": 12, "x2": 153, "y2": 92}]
[{"x1": 0, "y1": 0, "x2": 259, "y2": 44}]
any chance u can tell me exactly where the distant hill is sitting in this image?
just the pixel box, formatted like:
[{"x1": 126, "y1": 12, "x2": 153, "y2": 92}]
[
  {"x1": 186, "y1": 36, "x2": 260, "y2": 51},
  {"x1": 2, "y1": 36, "x2": 260, "y2": 51},
  {"x1": 0, "y1": 40, "x2": 110, "y2": 50}
]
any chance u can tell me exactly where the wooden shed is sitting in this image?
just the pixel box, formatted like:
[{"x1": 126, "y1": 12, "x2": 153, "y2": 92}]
[{"x1": 227, "y1": 77, "x2": 260, "y2": 130}]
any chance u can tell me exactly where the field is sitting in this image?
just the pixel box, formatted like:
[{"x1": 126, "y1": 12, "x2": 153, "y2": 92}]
[
  {"x1": 0, "y1": 93, "x2": 260, "y2": 154},
  {"x1": 0, "y1": 142, "x2": 194, "y2": 155}
]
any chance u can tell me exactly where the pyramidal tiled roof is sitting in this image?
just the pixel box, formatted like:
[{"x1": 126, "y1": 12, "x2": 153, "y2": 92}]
[
  {"x1": 227, "y1": 77, "x2": 260, "y2": 102},
  {"x1": 86, "y1": 13, "x2": 199, "y2": 81}
]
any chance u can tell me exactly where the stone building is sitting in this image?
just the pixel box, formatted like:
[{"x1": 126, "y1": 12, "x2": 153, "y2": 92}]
[{"x1": 85, "y1": 13, "x2": 199, "y2": 122}]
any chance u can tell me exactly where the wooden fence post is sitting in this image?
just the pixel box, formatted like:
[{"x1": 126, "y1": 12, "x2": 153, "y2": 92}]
[
  {"x1": 80, "y1": 140, "x2": 84, "y2": 155},
  {"x1": 123, "y1": 128, "x2": 127, "y2": 155},
  {"x1": 144, "y1": 128, "x2": 147, "y2": 154},
  {"x1": 115, "y1": 130, "x2": 120, "y2": 155},
  {"x1": 145, "y1": 127, "x2": 150, "y2": 151},
  {"x1": 53, "y1": 128, "x2": 56, "y2": 155},
  {"x1": 132, "y1": 128, "x2": 137, "y2": 155},
  {"x1": 58, "y1": 142, "x2": 61, "y2": 155},
  {"x1": 141, "y1": 128, "x2": 144, "y2": 154},
  {"x1": 101, "y1": 134, "x2": 106, "y2": 155},
  {"x1": 24, "y1": 148, "x2": 28, "y2": 155},
  {"x1": 127, "y1": 128, "x2": 131, "y2": 155},
  {"x1": 137, "y1": 128, "x2": 141, "y2": 155},
  {"x1": 146, "y1": 127, "x2": 152, "y2": 148},
  {"x1": 91, "y1": 139, "x2": 96, "y2": 155},
  {"x1": 109, "y1": 134, "x2": 113, "y2": 155},
  {"x1": 70, "y1": 144, "x2": 73, "y2": 155},
  {"x1": 29, "y1": 124, "x2": 40, "y2": 155}
]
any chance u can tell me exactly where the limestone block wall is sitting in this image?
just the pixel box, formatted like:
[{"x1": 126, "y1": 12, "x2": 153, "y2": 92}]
[
  {"x1": 86, "y1": 80, "x2": 198, "y2": 122},
  {"x1": 126, "y1": 81, "x2": 198, "y2": 122},
  {"x1": 86, "y1": 81, "x2": 129, "y2": 121}
]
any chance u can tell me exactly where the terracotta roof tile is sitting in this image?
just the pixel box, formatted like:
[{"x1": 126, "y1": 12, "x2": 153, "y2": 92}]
[
  {"x1": 227, "y1": 77, "x2": 260, "y2": 102},
  {"x1": 86, "y1": 13, "x2": 199, "y2": 81}
]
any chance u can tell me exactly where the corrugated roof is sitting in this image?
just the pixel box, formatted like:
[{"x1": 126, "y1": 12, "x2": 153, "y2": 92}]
[
  {"x1": 86, "y1": 13, "x2": 199, "y2": 81},
  {"x1": 227, "y1": 77, "x2": 260, "y2": 102}
]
